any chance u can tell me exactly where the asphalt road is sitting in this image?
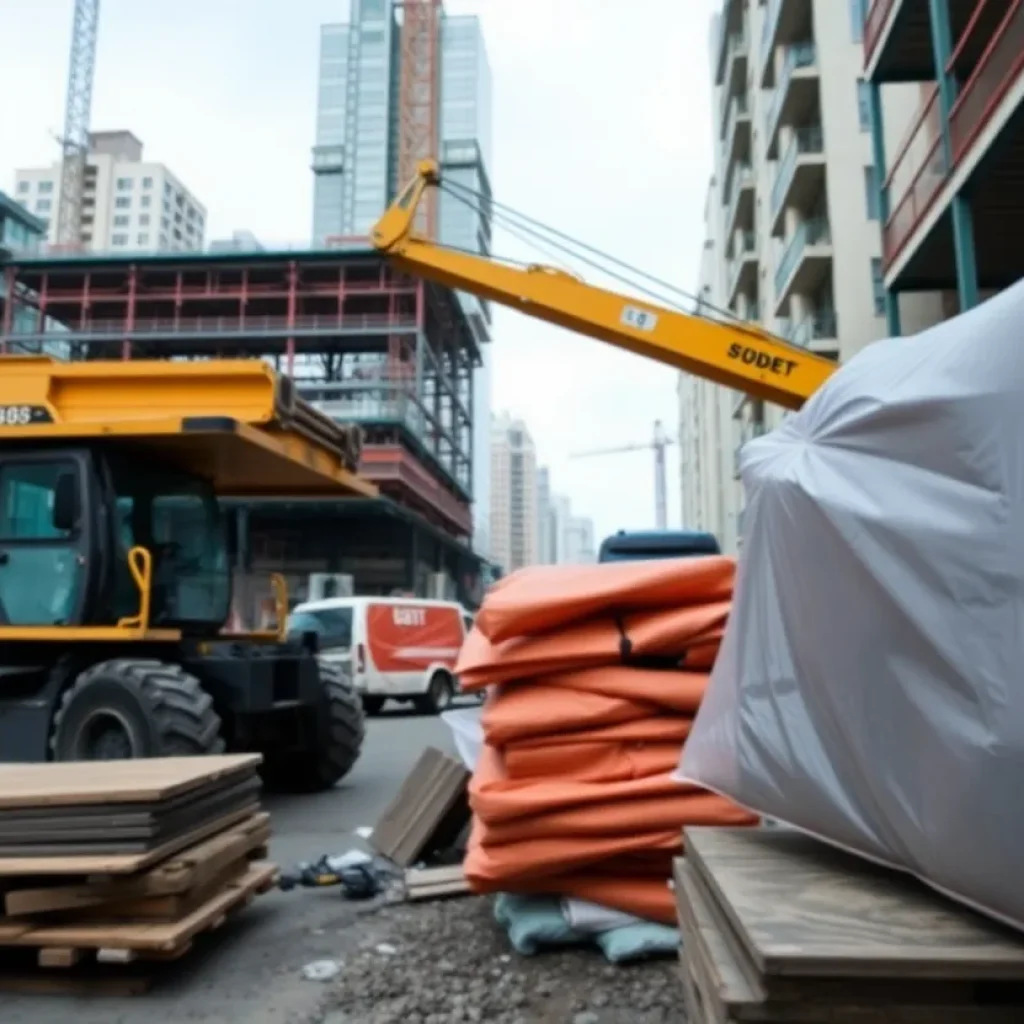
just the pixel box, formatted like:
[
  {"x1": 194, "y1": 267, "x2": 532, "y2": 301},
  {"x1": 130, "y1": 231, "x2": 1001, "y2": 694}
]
[{"x1": 1, "y1": 709, "x2": 457, "y2": 1024}]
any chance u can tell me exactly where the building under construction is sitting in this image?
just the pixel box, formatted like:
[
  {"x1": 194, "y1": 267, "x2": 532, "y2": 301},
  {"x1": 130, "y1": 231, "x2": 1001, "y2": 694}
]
[{"x1": 0, "y1": 244, "x2": 487, "y2": 607}]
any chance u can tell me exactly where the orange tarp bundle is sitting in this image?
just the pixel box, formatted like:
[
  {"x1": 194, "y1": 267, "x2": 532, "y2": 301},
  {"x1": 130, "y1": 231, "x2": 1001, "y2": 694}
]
[{"x1": 454, "y1": 556, "x2": 757, "y2": 925}]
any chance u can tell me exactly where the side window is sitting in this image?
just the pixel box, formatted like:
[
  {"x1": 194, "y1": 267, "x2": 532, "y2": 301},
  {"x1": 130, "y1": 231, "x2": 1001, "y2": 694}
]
[
  {"x1": 0, "y1": 461, "x2": 82, "y2": 626},
  {"x1": 0, "y1": 462, "x2": 74, "y2": 540},
  {"x1": 313, "y1": 608, "x2": 353, "y2": 648}
]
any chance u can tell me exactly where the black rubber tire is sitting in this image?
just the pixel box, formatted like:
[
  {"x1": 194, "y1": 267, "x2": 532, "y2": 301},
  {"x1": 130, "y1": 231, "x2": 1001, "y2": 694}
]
[
  {"x1": 361, "y1": 695, "x2": 385, "y2": 716},
  {"x1": 264, "y1": 661, "x2": 366, "y2": 793},
  {"x1": 50, "y1": 659, "x2": 225, "y2": 761},
  {"x1": 413, "y1": 671, "x2": 455, "y2": 716}
]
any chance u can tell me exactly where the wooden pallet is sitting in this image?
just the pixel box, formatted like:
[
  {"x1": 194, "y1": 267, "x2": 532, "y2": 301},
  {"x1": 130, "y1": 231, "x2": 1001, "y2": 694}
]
[
  {"x1": 0, "y1": 861, "x2": 278, "y2": 994},
  {"x1": 675, "y1": 827, "x2": 1024, "y2": 1023},
  {"x1": 3, "y1": 811, "x2": 272, "y2": 917}
]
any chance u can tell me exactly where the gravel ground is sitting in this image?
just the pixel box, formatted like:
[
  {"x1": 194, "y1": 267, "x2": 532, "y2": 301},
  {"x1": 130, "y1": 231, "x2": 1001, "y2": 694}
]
[{"x1": 319, "y1": 894, "x2": 681, "y2": 1024}]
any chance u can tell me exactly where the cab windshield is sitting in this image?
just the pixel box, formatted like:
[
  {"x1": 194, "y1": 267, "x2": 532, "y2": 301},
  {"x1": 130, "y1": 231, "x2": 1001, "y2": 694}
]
[{"x1": 109, "y1": 461, "x2": 230, "y2": 629}]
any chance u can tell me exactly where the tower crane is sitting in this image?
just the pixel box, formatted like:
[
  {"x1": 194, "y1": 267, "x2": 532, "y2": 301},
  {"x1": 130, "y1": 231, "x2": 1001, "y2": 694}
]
[
  {"x1": 570, "y1": 420, "x2": 675, "y2": 531},
  {"x1": 55, "y1": 0, "x2": 100, "y2": 249}
]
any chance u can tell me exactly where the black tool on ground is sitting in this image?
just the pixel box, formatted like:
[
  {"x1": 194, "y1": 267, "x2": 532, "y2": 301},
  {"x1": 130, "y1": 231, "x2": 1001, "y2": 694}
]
[{"x1": 278, "y1": 855, "x2": 382, "y2": 899}]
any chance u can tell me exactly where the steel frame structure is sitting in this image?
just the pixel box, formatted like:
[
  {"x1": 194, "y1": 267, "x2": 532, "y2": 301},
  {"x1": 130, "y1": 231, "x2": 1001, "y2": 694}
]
[{"x1": 0, "y1": 248, "x2": 478, "y2": 538}]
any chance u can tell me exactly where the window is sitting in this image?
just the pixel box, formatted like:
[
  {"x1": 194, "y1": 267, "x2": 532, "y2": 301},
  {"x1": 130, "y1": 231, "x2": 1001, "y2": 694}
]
[
  {"x1": 139, "y1": 214, "x2": 150, "y2": 226},
  {"x1": 286, "y1": 607, "x2": 353, "y2": 649},
  {"x1": 141, "y1": 196, "x2": 151, "y2": 208},
  {"x1": 0, "y1": 461, "x2": 83, "y2": 626},
  {"x1": 112, "y1": 233, "x2": 129, "y2": 245},
  {"x1": 164, "y1": 182, "x2": 172, "y2": 196},
  {"x1": 36, "y1": 199, "x2": 51, "y2": 213},
  {"x1": 142, "y1": 176, "x2": 153, "y2": 188},
  {"x1": 871, "y1": 258, "x2": 885, "y2": 315},
  {"x1": 138, "y1": 232, "x2": 149, "y2": 245},
  {"x1": 116, "y1": 177, "x2": 133, "y2": 191},
  {"x1": 17, "y1": 181, "x2": 29, "y2": 193},
  {"x1": 864, "y1": 166, "x2": 880, "y2": 220},
  {"x1": 38, "y1": 181, "x2": 53, "y2": 194},
  {"x1": 113, "y1": 215, "x2": 130, "y2": 227},
  {"x1": 115, "y1": 197, "x2": 131, "y2": 209},
  {"x1": 849, "y1": 0, "x2": 867, "y2": 42},
  {"x1": 857, "y1": 79, "x2": 872, "y2": 131}
]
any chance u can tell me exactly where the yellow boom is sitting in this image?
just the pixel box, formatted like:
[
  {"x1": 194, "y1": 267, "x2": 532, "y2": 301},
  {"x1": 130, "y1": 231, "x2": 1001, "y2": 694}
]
[{"x1": 371, "y1": 161, "x2": 837, "y2": 411}]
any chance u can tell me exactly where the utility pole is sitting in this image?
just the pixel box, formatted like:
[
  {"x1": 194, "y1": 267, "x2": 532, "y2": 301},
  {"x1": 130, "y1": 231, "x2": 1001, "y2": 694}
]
[
  {"x1": 570, "y1": 420, "x2": 676, "y2": 530},
  {"x1": 55, "y1": 0, "x2": 100, "y2": 249}
]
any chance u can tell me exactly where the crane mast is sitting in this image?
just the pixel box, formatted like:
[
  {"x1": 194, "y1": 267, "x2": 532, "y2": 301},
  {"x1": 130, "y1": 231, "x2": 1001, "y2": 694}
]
[{"x1": 55, "y1": 0, "x2": 100, "y2": 249}]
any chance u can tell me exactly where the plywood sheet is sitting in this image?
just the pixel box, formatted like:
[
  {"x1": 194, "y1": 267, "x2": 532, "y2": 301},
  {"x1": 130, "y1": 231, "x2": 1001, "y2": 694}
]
[
  {"x1": 684, "y1": 827, "x2": 1024, "y2": 982},
  {"x1": 0, "y1": 754, "x2": 261, "y2": 809}
]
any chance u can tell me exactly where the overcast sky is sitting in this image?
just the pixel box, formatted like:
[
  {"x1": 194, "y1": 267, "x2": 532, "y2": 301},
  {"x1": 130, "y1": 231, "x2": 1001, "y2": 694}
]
[{"x1": 0, "y1": 0, "x2": 719, "y2": 544}]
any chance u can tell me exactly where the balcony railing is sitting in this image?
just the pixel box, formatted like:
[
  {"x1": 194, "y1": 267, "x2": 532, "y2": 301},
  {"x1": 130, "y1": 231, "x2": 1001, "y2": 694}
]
[
  {"x1": 728, "y1": 231, "x2": 757, "y2": 296},
  {"x1": 765, "y1": 42, "x2": 817, "y2": 146},
  {"x1": 786, "y1": 309, "x2": 837, "y2": 347},
  {"x1": 770, "y1": 123, "x2": 824, "y2": 222},
  {"x1": 883, "y1": 2, "x2": 1024, "y2": 269},
  {"x1": 718, "y1": 29, "x2": 750, "y2": 133},
  {"x1": 774, "y1": 216, "x2": 831, "y2": 296},
  {"x1": 761, "y1": 0, "x2": 782, "y2": 71},
  {"x1": 724, "y1": 94, "x2": 750, "y2": 152},
  {"x1": 724, "y1": 163, "x2": 754, "y2": 233},
  {"x1": 864, "y1": 0, "x2": 899, "y2": 67}
]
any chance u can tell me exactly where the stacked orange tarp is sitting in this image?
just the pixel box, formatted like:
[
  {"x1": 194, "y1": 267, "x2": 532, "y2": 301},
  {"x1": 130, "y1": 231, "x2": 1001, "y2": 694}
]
[{"x1": 454, "y1": 556, "x2": 757, "y2": 926}]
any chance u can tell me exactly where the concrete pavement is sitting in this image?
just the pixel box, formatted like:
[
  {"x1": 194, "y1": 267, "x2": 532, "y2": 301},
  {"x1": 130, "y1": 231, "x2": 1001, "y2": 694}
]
[{"x1": 1, "y1": 711, "x2": 456, "y2": 1024}]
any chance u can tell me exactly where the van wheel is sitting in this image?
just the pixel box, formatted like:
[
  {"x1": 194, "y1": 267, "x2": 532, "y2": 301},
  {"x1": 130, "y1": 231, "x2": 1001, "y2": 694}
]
[
  {"x1": 362, "y1": 696, "x2": 385, "y2": 715},
  {"x1": 414, "y1": 672, "x2": 454, "y2": 715}
]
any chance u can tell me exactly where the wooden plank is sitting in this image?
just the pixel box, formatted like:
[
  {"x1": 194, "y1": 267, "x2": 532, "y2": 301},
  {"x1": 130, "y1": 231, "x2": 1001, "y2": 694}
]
[
  {"x1": 0, "y1": 862, "x2": 277, "y2": 952},
  {"x1": 4, "y1": 812, "x2": 272, "y2": 915},
  {"x1": 684, "y1": 827, "x2": 1024, "y2": 982},
  {"x1": 404, "y1": 864, "x2": 469, "y2": 902},
  {"x1": 676, "y1": 858, "x2": 1024, "y2": 1023},
  {"x1": 372, "y1": 747, "x2": 470, "y2": 867},
  {"x1": 0, "y1": 803, "x2": 258, "y2": 878},
  {"x1": 0, "y1": 755, "x2": 261, "y2": 809}
]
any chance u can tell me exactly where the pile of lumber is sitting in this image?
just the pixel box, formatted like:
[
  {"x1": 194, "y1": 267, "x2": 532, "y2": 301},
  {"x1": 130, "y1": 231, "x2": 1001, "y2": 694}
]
[
  {"x1": 0, "y1": 755, "x2": 277, "y2": 994},
  {"x1": 675, "y1": 826, "x2": 1024, "y2": 1023}
]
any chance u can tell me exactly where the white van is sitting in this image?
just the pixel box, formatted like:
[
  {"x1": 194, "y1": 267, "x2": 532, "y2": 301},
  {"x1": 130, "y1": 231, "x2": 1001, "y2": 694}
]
[{"x1": 287, "y1": 596, "x2": 474, "y2": 715}]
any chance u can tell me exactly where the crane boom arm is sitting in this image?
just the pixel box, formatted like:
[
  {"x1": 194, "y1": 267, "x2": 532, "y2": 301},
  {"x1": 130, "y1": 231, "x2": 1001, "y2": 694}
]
[{"x1": 371, "y1": 162, "x2": 838, "y2": 411}]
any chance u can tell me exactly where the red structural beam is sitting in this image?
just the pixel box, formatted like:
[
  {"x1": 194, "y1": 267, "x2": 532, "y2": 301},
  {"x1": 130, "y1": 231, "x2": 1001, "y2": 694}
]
[{"x1": 864, "y1": 0, "x2": 899, "y2": 67}]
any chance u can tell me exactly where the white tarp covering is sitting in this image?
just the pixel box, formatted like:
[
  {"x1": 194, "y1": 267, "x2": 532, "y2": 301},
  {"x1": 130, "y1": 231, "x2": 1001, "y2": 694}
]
[{"x1": 679, "y1": 281, "x2": 1024, "y2": 931}]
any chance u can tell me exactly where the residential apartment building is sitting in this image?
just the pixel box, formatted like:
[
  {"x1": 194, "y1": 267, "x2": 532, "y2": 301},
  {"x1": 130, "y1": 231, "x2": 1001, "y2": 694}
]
[
  {"x1": 864, "y1": 0, "x2": 1024, "y2": 327},
  {"x1": 679, "y1": 0, "x2": 943, "y2": 552},
  {"x1": 489, "y1": 413, "x2": 538, "y2": 573},
  {"x1": 13, "y1": 131, "x2": 206, "y2": 253},
  {"x1": 310, "y1": 0, "x2": 495, "y2": 556},
  {"x1": 563, "y1": 516, "x2": 597, "y2": 565}
]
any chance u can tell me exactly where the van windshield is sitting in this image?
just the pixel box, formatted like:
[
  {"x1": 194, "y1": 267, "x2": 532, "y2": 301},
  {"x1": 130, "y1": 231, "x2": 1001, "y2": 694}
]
[{"x1": 286, "y1": 607, "x2": 353, "y2": 648}]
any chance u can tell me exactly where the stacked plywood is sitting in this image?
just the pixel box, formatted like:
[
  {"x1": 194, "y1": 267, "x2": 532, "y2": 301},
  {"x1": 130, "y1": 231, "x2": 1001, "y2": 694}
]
[
  {"x1": 0, "y1": 755, "x2": 277, "y2": 993},
  {"x1": 675, "y1": 827, "x2": 1024, "y2": 1024}
]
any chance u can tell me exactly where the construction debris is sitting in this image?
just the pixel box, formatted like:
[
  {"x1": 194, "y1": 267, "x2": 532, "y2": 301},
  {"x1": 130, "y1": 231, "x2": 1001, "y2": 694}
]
[
  {"x1": 0, "y1": 755, "x2": 277, "y2": 993},
  {"x1": 675, "y1": 826, "x2": 1024, "y2": 1023}
]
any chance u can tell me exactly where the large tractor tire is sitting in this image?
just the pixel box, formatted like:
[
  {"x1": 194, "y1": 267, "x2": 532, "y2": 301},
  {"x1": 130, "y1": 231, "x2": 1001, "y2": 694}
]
[
  {"x1": 50, "y1": 659, "x2": 225, "y2": 761},
  {"x1": 263, "y1": 660, "x2": 366, "y2": 793}
]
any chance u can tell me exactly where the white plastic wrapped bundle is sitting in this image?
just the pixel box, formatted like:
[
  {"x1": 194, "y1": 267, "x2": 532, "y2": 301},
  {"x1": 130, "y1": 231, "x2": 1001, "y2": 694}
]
[{"x1": 679, "y1": 280, "x2": 1024, "y2": 930}]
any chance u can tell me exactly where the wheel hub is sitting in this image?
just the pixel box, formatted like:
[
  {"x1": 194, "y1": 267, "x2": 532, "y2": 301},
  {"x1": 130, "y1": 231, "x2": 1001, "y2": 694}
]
[{"x1": 77, "y1": 710, "x2": 137, "y2": 760}]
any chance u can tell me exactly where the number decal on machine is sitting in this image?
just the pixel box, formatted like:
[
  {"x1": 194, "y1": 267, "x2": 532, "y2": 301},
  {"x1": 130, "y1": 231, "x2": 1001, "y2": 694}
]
[
  {"x1": 0, "y1": 405, "x2": 53, "y2": 426},
  {"x1": 621, "y1": 305, "x2": 659, "y2": 332}
]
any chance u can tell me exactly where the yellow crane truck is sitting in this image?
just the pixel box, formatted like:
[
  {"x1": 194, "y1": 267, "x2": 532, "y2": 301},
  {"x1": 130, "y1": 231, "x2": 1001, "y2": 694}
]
[
  {"x1": 371, "y1": 160, "x2": 837, "y2": 411},
  {"x1": 0, "y1": 355, "x2": 374, "y2": 789}
]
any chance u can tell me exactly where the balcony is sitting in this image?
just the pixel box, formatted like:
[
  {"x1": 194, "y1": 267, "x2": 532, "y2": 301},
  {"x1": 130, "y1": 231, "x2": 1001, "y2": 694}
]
[
  {"x1": 769, "y1": 123, "x2": 825, "y2": 236},
  {"x1": 724, "y1": 94, "x2": 753, "y2": 171},
  {"x1": 718, "y1": 30, "x2": 750, "y2": 138},
  {"x1": 882, "y1": 2, "x2": 1024, "y2": 274},
  {"x1": 760, "y1": 0, "x2": 813, "y2": 88},
  {"x1": 727, "y1": 230, "x2": 758, "y2": 304},
  {"x1": 765, "y1": 42, "x2": 819, "y2": 159},
  {"x1": 724, "y1": 162, "x2": 755, "y2": 240},
  {"x1": 774, "y1": 216, "x2": 832, "y2": 311},
  {"x1": 714, "y1": 0, "x2": 747, "y2": 85},
  {"x1": 785, "y1": 308, "x2": 838, "y2": 355}
]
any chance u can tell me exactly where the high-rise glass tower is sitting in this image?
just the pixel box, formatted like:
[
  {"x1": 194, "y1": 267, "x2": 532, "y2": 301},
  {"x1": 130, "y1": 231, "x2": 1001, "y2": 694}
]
[{"x1": 310, "y1": 0, "x2": 495, "y2": 556}]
